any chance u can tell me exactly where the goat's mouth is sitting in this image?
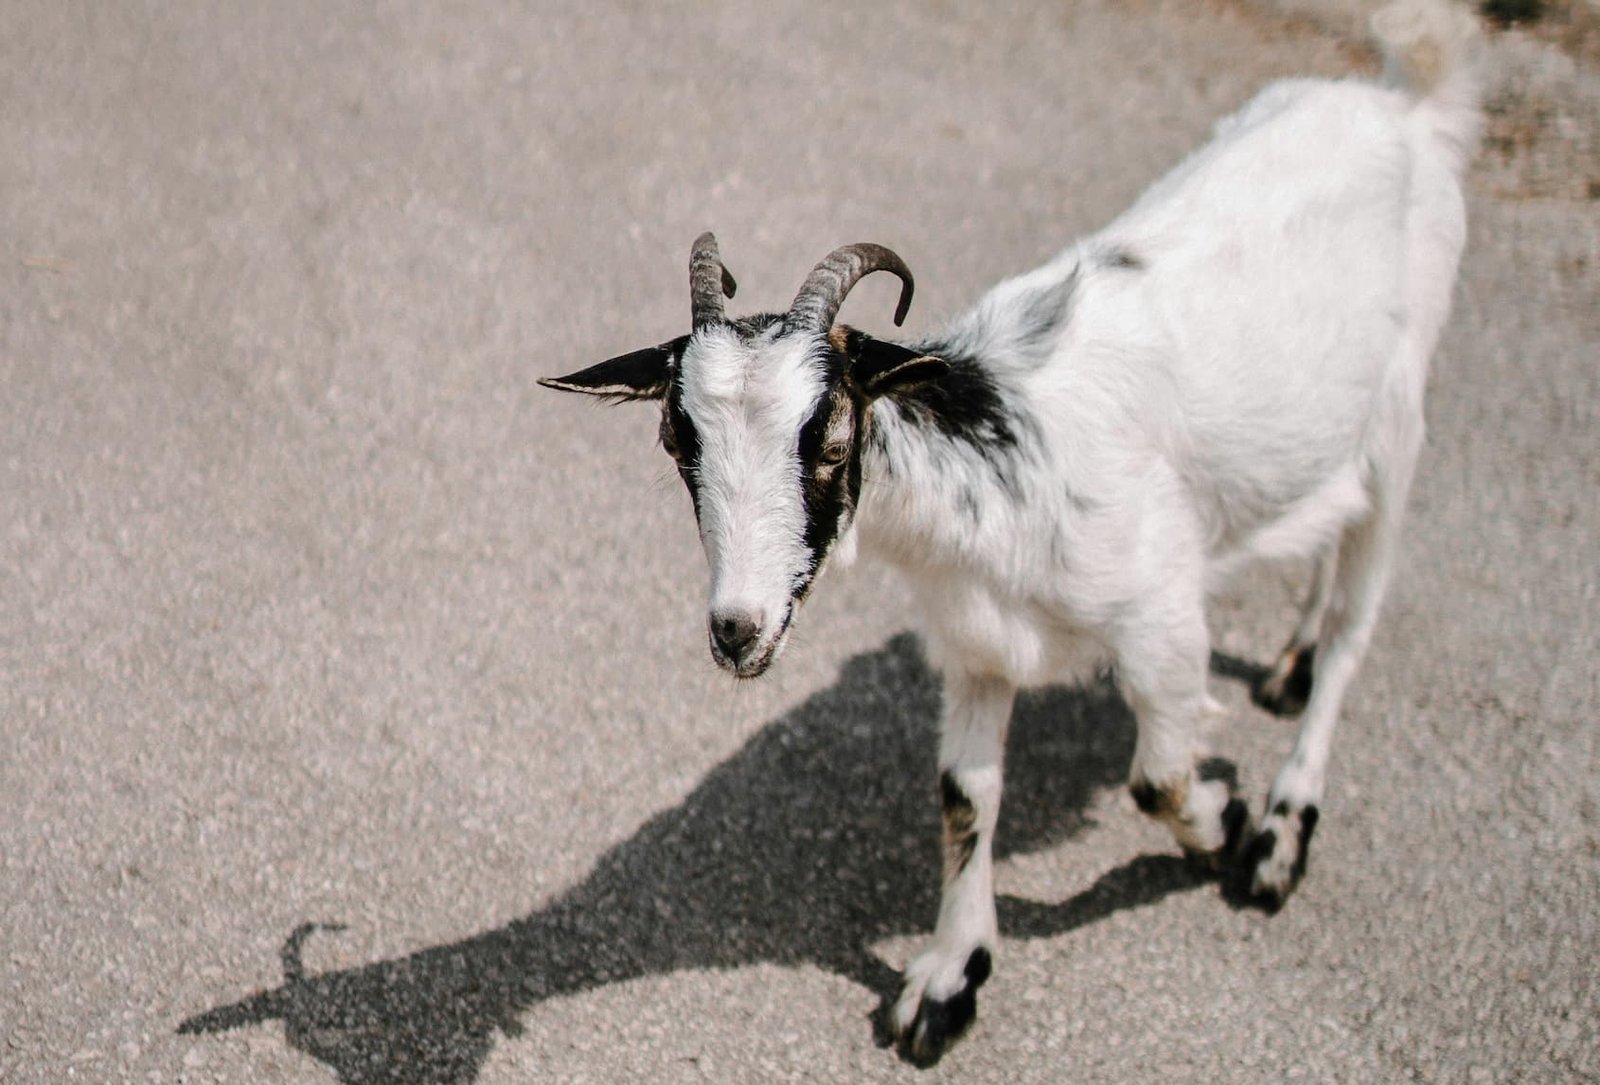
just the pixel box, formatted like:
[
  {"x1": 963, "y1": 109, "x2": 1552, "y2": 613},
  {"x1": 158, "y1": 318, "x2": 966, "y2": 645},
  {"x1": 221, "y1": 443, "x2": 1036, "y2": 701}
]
[{"x1": 708, "y1": 605, "x2": 794, "y2": 679}]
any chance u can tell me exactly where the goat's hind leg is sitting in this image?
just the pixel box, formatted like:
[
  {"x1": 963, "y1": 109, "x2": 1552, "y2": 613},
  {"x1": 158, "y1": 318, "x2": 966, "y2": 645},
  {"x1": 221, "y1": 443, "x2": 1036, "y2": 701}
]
[
  {"x1": 1246, "y1": 477, "x2": 1412, "y2": 907},
  {"x1": 891, "y1": 671, "x2": 1013, "y2": 1064}
]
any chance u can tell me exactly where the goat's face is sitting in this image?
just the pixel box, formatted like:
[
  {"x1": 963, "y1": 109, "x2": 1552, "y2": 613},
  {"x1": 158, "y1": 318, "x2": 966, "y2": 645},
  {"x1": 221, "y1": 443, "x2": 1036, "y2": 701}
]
[
  {"x1": 543, "y1": 236, "x2": 946, "y2": 678},
  {"x1": 668, "y1": 319, "x2": 871, "y2": 676}
]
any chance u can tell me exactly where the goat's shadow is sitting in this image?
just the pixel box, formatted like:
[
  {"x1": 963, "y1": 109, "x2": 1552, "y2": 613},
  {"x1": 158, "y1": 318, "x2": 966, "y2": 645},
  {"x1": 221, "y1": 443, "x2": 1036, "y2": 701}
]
[{"x1": 179, "y1": 633, "x2": 1218, "y2": 1082}]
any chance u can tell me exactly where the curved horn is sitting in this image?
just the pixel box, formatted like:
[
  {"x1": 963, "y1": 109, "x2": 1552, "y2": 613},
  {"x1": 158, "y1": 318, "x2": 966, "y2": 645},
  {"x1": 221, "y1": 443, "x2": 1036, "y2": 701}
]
[
  {"x1": 690, "y1": 231, "x2": 738, "y2": 329},
  {"x1": 788, "y1": 243, "x2": 914, "y2": 331}
]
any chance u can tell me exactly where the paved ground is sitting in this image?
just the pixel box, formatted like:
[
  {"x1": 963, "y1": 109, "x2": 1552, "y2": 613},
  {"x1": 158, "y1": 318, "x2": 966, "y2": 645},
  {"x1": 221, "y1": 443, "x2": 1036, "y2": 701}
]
[{"x1": 3, "y1": 2, "x2": 1596, "y2": 1082}]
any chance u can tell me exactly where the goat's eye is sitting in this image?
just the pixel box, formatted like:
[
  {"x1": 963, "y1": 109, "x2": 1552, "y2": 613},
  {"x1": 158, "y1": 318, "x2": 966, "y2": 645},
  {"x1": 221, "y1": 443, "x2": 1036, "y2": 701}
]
[
  {"x1": 659, "y1": 417, "x2": 681, "y2": 460},
  {"x1": 818, "y1": 443, "x2": 850, "y2": 468}
]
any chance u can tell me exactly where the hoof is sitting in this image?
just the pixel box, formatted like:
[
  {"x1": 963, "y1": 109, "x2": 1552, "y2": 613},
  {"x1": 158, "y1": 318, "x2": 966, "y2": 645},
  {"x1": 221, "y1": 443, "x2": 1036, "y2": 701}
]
[
  {"x1": 891, "y1": 945, "x2": 992, "y2": 1065},
  {"x1": 1183, "y1": 794, "x2": 1254, "y2": 873},
  {"x1": 1253, "y1": 645, "x2": 1315, "y2": 718},
  {"x1": 1240, "y1": 801, "x2": 1319, "y2": 910},
  {"x1": 1134, "y1": 773, "x2": 1242, "y2": 859}
]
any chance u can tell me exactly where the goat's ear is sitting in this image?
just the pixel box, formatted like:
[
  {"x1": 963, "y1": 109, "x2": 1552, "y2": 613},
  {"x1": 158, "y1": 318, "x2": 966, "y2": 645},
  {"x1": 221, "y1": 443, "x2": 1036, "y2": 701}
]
[
  {"x1": 539, "y1": 336, "x2": 688, "y2": 401},
  {"x1": 834, "y1": 326, "x2": 949, "y2": 398}
]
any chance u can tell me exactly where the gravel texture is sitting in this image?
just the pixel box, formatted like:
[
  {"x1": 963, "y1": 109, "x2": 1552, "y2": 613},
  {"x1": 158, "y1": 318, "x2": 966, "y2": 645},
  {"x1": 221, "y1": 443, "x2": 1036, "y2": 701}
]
[{"x1": 2, "y1": 1, "x2": 1596, "y2": 1082}]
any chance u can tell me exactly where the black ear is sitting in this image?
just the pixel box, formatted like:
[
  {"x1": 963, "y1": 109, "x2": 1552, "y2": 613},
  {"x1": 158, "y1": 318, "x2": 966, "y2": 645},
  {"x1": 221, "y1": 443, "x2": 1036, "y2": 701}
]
[
  {"x1": 539, "y1": 335, "x2": 689, "y2": 401},
  {"x1": 835, "y1": 325, "x2": 949, "y2": 398}
]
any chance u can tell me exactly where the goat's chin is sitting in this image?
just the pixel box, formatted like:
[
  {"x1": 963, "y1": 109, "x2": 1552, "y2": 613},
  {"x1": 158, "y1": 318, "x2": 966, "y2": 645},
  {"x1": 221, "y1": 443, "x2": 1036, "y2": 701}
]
[{"x1": 722, "y1": 647, "x2": 779, "y2": 680}]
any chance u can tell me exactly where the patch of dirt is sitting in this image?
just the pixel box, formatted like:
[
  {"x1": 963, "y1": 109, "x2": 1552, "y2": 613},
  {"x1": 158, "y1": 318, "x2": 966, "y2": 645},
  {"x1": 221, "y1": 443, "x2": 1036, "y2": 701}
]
[
  {"x1": 1480, "y1": 88, "x2": 1600, "y2": 200},
  {"x1": 1482, "y1": 0, "x2": 1600, "y2": 68},
  {"x1": 1479, "y1": 1, "x2": 1600, "y2": 200}
]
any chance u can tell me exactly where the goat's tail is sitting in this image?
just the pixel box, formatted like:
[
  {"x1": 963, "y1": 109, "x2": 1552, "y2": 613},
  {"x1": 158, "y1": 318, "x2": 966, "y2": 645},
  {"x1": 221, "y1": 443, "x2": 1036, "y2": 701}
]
[{"x1": 1371, "y1": 0, "x2": 1484, "y2": 166}]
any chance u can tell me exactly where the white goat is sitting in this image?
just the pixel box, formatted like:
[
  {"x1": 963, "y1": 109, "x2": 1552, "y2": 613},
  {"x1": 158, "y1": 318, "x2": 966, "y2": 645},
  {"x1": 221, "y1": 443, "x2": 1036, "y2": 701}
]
[{"x1": 543, "y1": 0, "x2": 1481, "y2": 1062}]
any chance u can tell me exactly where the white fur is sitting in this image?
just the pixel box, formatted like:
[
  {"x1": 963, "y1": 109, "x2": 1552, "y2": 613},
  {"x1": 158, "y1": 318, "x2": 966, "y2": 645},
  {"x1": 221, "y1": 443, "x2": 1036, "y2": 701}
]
[{"x1": 672, "y1": 0, "x2": 1480, "y2": 1054}]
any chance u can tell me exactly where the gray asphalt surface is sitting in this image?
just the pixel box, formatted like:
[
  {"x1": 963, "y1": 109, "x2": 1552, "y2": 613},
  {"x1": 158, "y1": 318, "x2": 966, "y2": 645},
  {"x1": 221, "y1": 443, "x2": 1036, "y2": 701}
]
[{"x1": 3, "y1": 2, "x2": 1596, "y2": 1082}]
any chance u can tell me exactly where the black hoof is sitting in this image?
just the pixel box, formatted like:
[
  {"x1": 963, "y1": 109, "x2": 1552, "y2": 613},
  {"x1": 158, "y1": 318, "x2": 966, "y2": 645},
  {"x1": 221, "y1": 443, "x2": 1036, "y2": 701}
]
[
  {"x1": 1253, "y1": 645, "x2": 1315, "y2": 717},
  {"x1": 1286, "y1": 803, "x2": 1319, "y2": 882},
  {"x1": 901, "y1": 947, "x2": 991, "y2": 1066},
  {"x1": 1222, "y1": 795, "x2": 1253, "y2": 856},
  {"x1": 1182, "y1": 794, "x2": 1254, "y2": 873},
  {"x1": 1228, "y1": 802, "x2": 1319, "y2": 912}
]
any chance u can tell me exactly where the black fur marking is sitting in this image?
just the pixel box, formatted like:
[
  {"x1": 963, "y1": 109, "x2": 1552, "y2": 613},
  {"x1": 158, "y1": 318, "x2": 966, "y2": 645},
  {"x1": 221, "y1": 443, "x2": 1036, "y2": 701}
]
[
  {"x1": 794, "y1": 383, "x2": 864, "y2": 600},
  {"x1": 1102, "y1": 246, "x2": 1144, "y2": 271},
  {"x1": 730, "y1": 312, "x2": 786, "y2": 339},
  {"x1": 878, "y1": 340, "x2": 1041, "y2": 505},
  {"x1": 855, "y1": 274, "x2": 1069, "y2": 494},
  {"x1": 1221, "y1": 796, "x2": 1251, "y2": 857},
  {"x1": 1182, "y1": 790, "x2": 1252, "y2": 872},
  {"x1": 1197, "y1": 757, "x2": 1239, "y2": 790},
  {"x1": 1235, "y1": 803, "x2": 1319, "y2": 911},
  {"x1": 1284, "y1": 645, "x2": 1315, "y2": 706},
  {"x1": 964, "y1": 945, "x2": 993, "y2": 989},
  {"x1": 892, "y1": 346, "x2": 1021, "y2": 452},
  {"x1": 903, "y1": 946, "x2": 991, "y2": 1066},
  {"x1": 1129, "y1": 777, "x2": 1187, "y2": 820},
  {"x1": 662, "y1": 386, "x2": 704, "y2": 520},
  {"x1": 1014, "y1": 270, "x2": 1078, "y2": 353},
  {"x1": 541, "y1": 336, "x2": 687, "y2": 402},
  {"x1": 1129, "y1": 779, "x2": 1162, "y2": 816},
  {"x1": 1253, "y1": 644, "x2": 1316, "y2": 717},
  {"x1": 939, "y1": 771, "x2": 980, "y2": 879},
  {"x1": 1242, "y1": 828, "x2": 1278, "y2": 878},
  {"x1": 1292, "y1": 804, "x2": 1319, "y2": 884},
  {"x1": 955, "y1": 485, "x2": 981, "y2": 526},
  {"x1": 1481, "y1": 0, "x2": 1545, "y2": 29}
]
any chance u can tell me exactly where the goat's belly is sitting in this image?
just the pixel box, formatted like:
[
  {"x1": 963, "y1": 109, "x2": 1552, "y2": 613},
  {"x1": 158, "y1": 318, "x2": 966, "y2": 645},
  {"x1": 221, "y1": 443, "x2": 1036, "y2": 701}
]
[
  {"x1": 1205, "y1": 462, "x2": 1371, "y2": 586},
  {"x1": 909, "y1": 576, "x2": 1111, "y2": 688}
]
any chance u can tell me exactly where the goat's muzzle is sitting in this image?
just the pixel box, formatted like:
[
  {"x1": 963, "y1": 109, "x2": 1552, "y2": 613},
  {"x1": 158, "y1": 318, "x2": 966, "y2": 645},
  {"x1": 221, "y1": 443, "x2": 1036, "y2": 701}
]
[{"x1": 706, "y1": 604, "x2": 792, "y2": 679}]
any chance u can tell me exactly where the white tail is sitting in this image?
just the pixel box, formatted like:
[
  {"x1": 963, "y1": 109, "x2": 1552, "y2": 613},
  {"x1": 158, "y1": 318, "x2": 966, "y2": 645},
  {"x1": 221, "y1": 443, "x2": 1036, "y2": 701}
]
[{"x1": 1372, "y1": 0, "x2": 1484, "y2": 163}]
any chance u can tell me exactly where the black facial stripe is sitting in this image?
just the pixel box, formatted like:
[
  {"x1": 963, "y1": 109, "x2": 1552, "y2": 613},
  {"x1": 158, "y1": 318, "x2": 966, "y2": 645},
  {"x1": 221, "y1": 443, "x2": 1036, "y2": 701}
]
[
  {"x1": 796, "y1": 387, "x2": 848, "y2": 467},
  {"x1": 664, "y1": 388, "x2": 703, "y2": 519},
  {"x1": 795, "y1": 386, "x2": 863, "y2": 596}
]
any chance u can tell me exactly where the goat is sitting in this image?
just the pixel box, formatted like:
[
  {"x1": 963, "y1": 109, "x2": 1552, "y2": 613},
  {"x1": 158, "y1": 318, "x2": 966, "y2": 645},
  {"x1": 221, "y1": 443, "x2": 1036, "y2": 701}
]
[{"x1": 541, "y1": 0, "x2": 1481, "y2": 1063}]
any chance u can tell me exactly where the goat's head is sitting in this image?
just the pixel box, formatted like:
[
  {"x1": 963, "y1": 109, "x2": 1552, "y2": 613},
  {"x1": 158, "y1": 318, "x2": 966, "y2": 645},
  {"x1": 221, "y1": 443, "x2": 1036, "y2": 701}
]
[{"x1": 542, "y1": 234, "x2": 947, "y2": 678}]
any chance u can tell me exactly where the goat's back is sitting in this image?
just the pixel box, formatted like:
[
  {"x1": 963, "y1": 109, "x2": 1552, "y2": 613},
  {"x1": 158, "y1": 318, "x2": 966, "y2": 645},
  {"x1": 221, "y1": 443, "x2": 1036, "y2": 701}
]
[{"x1": 1050, "y1": 74, "x2": 1471, "y2": 556}]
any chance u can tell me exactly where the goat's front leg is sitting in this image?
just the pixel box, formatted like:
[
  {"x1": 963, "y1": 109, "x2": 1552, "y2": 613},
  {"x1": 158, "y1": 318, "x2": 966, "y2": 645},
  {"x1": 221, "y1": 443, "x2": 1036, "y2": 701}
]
[{"x1": 891, "y1": 671, "x2": 1014, "y2": 1064}]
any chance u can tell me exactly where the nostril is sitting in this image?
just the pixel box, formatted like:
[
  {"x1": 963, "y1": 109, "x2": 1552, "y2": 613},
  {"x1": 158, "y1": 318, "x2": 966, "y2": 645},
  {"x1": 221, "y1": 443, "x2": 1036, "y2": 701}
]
[{"x1": 709, "y1": 609, "x2": 762, "y2": 660}]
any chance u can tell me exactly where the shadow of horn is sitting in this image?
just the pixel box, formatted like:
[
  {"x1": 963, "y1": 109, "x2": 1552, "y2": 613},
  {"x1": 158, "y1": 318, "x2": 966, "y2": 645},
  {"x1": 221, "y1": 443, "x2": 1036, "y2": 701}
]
[{"x1": 177, "y1": 920, "x2": 348, "y2": 1035}]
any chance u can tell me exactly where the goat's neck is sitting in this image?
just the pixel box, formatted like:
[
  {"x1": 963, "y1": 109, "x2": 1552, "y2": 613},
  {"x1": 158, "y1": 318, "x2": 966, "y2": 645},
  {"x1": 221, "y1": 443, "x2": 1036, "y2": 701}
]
[
  {"x1": 849, "y1": 256, "x2": 1078, "y2": 569},
  {"x1": 854, "y1": 346, "x2": 1032, "y2": 570}
]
